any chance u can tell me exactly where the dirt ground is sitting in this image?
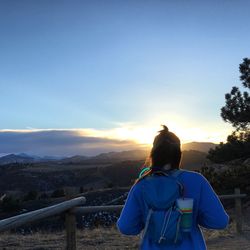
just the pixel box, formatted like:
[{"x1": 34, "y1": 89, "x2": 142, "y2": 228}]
[
  {"x1": 0, "y1": 221, "x2": 250, "y2": 250},
  {"x1": 1, "y1": 206, "x2": 250, "y2": 250}
]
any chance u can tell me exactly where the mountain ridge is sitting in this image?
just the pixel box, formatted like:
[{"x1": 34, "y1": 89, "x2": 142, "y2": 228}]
[{"x1": 0, "y1": 142, "x2": 216, "y2": 165}]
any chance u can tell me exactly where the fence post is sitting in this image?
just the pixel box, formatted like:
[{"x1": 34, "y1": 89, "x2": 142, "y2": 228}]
[
  {"x1": 65, "y1": 188, "x2": 77, "y2": 250},
  {"x1": 234, "y1": 188, "x2": 242, "y2": 234}
]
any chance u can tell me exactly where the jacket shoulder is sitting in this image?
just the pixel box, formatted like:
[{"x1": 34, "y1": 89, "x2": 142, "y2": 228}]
[{"x1": 178, "y1": 169, "x2": 208, "y2": 184}]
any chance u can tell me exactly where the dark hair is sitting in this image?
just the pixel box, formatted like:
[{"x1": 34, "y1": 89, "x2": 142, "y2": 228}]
[
  {"x1": 134, "y1": 125, "x2": 182, "y2": 184},
  {"x1": 150, "y1": 125, "x2": 182, "y2": 170}
]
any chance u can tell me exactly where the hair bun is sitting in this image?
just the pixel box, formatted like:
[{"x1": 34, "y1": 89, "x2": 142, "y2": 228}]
[{"x1": 161, "y1": 125, "x2": 169, "y2": 133}]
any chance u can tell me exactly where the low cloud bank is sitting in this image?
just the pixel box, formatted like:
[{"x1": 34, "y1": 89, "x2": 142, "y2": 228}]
[{"x1": 0, "y1": 130, "x2": 142, "y2": 157}]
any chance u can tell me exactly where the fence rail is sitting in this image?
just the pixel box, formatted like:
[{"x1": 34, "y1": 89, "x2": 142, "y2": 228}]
[
  {"x1": 0, "y1": 188, "x2": 247, "y2": 250},
  {"x1": 0, "y1": 197, "x2": 86, "y2": 232}
]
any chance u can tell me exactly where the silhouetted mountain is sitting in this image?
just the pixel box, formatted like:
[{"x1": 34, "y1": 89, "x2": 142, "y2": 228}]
[
  {"x1": 0, "y1": 141, "x2": 213, "y2": 166},
  {"x1": 18, "y1": 153, "x2": 34, "y2": 158},
  {"x1": 0, "y1": 154, "x2": 64, "y2": 165},
  {"x1": 0, "y1": 154, "x2": 35, "y2": 165},
  {"x1": 182, "y1": 142, "x2": 216, "y2": 153},
  {"x1": 181, "y1": 150, "x2": 208, "y2": 170},
  {"x1": 42, "y1": 155, "x2": 64, "y2": 161},
  {"x1": 91, "y1": 142, "x2": 214, "y2": 161},
  {"x1": 60, "y1": 155, "x2": 90, "y2": 164},
  {"x1": 0, "y1": 149, "x2": 209, "y2": 193},
  {"x1": 92, "y1": 149, "x2": 148, "y2": 162}
]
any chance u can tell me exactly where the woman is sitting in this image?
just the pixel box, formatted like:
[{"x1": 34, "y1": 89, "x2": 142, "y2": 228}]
[{"x1": 117, "y1": 125, "x2": 229, "y2": 249}]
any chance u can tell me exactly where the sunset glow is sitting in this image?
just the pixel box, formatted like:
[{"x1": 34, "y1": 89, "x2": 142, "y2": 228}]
[
  {"x1": 78, "y1": 119, "x2": 233, "y2": 146},
  {"x1": 0, "y1": 122, "x2": 233, "y2": 156}
]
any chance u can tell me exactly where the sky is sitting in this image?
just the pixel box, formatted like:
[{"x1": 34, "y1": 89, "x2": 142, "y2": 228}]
[{"x1": 0, "y1": 0, "x2": 250, "y2": 156}]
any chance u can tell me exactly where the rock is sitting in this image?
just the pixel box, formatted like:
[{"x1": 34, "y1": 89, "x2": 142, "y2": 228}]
[{"x1": 243, "y1": 158, "x2": 250, "y2": 167}]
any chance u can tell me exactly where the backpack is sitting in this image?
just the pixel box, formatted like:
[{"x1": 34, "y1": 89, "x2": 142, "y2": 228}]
[{"x1": 140, "y1": 169, "x2": 185, "y2": 246}]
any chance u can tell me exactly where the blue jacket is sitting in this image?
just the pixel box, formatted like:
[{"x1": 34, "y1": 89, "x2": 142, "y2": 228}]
[{"x1": 117, "y1": 170, "x2": 229, "y2": 249}]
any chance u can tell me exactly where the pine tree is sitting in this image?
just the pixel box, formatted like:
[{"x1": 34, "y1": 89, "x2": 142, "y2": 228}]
[
  {"x1": 208, "y1": 58, "x2": 250, "y2": 163},
  {"x1": 221, "y1": 58, "x2": 250, "y2": 131}
]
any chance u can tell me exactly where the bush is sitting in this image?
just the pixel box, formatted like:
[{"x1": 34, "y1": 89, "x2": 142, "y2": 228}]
[
  {"x1": 200, "y1": 165, "x2": 250, "y2": 195},
  {"x1": 1, "y1": 196, "x2": 20, "y2": 212},
  {"x1": 207, "y1": 132, "x2": 250, "y2": 163},
  {"x1": 79, "y1": 186, "x2": 85, "y2": 193},
  {"x1": 51, "y1": 189, "x2": 65, "y2": 198},
  {"x1": 39, "y1": 192, "x2": 49, "y2": 199},
  {"x1": 23, "y1": 190, "x2": 38, "y2": 201},
  {"x1": 106, "y1": 182, "x2": 114, "y2": 188}
]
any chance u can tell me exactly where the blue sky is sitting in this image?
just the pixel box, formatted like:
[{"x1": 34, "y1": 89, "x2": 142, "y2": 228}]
[{"x1": 0, "y1": 1, "x2": 249, "y2": 155}]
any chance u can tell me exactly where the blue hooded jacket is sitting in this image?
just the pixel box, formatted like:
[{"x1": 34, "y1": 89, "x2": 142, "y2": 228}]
[{"x1": 117, "y1": 170, "x2": 229, "y2": 249}]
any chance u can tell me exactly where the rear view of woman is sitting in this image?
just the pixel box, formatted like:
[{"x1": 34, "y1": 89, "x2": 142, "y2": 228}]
[{"x1": 117, "y1": 125, "x2": 229, "y2": 249}]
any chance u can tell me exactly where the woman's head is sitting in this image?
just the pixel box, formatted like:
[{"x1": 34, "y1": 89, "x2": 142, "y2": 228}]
[{"x1": 150, "y1": 125, "x2": 182, "y2": 170}]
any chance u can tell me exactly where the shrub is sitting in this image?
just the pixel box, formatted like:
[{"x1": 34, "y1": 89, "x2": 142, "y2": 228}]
[
  {"x1": 23, "y1": 190, "x2": 38, "y2": 201},
  {"x1": 1, "y1": 196, "x2": 20, "y2": 212},
  {"x1": 51, "y1": 189, "x2": 65, "y2": 198}
]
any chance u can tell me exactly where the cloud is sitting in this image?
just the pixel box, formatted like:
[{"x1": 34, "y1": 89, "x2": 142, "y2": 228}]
[
  {"x1": 0, "y1": 121, "x2": 230, "y2": 157},
  {"x1": 0, "y1": 129, "x2": 143, "y2": 157}
]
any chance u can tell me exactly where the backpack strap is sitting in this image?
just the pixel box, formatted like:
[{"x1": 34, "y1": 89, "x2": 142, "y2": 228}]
[
  {"x1": 149, "y1": 169, "x2": 185, "y2": 197},
  {"x1": 151, "y1": 168, "x2": 184, "y2": 178},
  {"x1": 140, "y1": 208, "x2": 153, "y2": 248},
  {"x1": 159, "y1": 206, "x2": 173, "y2": 243},
  {"x1": 169, "y1": 169, "x2": 185, "y2": 198}
]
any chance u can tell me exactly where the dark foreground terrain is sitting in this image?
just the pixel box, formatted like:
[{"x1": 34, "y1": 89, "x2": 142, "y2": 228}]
[
  {"x1": 0, "y1": 220, "x2": 250, "y2": 250},
  {"x1": 1, "y1": 205, "x2": 250, "y2": 250}
]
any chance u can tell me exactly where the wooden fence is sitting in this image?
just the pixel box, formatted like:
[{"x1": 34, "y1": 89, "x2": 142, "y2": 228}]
[{"x1": 0, "y1": 188, "x2": 247, "y2": 250}]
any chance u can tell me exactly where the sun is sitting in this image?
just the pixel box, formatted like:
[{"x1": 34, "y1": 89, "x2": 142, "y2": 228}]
[
  {"x1": 77, "y1": 126, "x2": 156, "y2": 146},
  {"x1": 77, "y1": 119, "x2": 230, "y2": 147},
  {"x1": 113, "y1": 127, "x2": 156, "y2": 146}
]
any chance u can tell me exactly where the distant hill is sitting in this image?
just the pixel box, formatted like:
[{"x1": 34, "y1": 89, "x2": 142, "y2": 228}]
[
  {"x1": 60, "y1": 155, "x2": 89, "y2": 164},
  {"x1": 0, "y1": 141, "x2": 214, "y2": 166},
  {"x1": 92, "y1": 150, "x2": 149, "y2": 162},
  {"x1": 82, "y1": 142, "x2": 215, "y2": 162},
  {"x1": 182, "y1": 142, "x2": 216, "y2": 153},
  {"x1": 63, "y1": 149, "x2": 207, "y2": 170},
  {"x1": 0, "y1": 150, "x2": 208, "y2": 193},
  {"x1": 0, "y1": 154, "x2": 35, "y2": 165},
  {"x1": 181, "y1": 150, "x2": 208, "y2": 170},
  {"x1": 0, "y1": 154, "x2": 64, "y2": 166}
]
